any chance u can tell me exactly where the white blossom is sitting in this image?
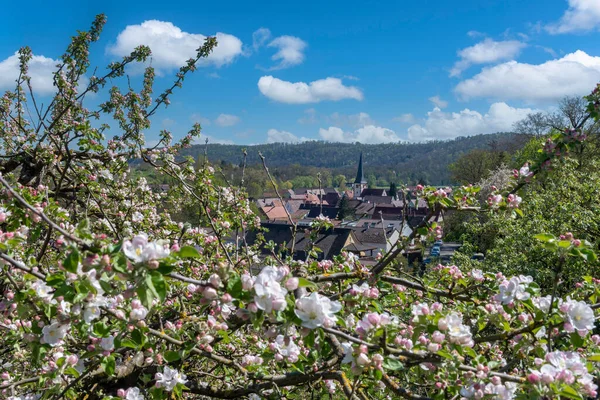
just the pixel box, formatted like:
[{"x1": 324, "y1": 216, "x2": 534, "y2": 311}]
[
  {"x1": 100, "y1": 336, "x2": 115, "y2": 351},
  {"x1": 444, "y1": 312, "x2": 473, "y2": 346},
  {"x1": 273, "y1": 335, "x2": 300, "y2": 363},
  {"x1": 532, "y1": 295, "x2": 552, "y2": 313},
  {"x1": 155, "y1": 366, "x2": 187, "y2": 392},
  {"x1": 563, "y1": 299, "x2": 595, "y2": 332},
  {"x1": 294, "y1": 292, "x2": 342, "y2": 329},
  {"x1": 253, "y1": 267, "x2": 288, "y2": 313},
  {"x1": 123, "y1": 233, "x2": 170, "y2": 263},
  {"x1": 41, "y1": 322, "x2": 69, "y2": 347},
  {"x1": 125, "y1": 387, "x2": 144, "y2": 400},
  {"x1": 495, "y1": 276, "x2": 532, "y2": 304}
]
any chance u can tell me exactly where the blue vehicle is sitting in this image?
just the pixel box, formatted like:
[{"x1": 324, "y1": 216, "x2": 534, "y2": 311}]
[{"x1": 434, "y1": 240, "x2": 443, "y2": 246}]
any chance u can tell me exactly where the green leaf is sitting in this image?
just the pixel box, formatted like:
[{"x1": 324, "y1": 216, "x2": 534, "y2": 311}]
[
  {"x1": 64, "y1": 367, "x2": 81, "y2": 378},
  {"x1": 120, "y1": 339, "x2": 139, "y2": 349},
  {"x1": 436, "y1": 350, "x2": 454, "y2": 360},
  {"x1": 587, "y1": 354, "x2": 600, "y2": 362},
  {"x1": 137, "y1": 285, "x2": 154, "y2": 309},
  {"x1": 46, "y1": 273, "x2": 66, "y2": 287},
  {"x1": 373, "y1": 368, "x2": 383, "y2": 380},
  {"x1": 559, "y1": 386, "x2": 583, "y2": 399},
  {"x1": 101, "y1": 356, "x2": 115, "y2": 376},
  {"x1": 63, "y1": 250, "x2": 81, "y2": 273},
  {"x1": 383, "y1": 358, "x2": 404, "y2": 371},
  {"x1": 557, "y1": 240, "x2": 572, "y2": 248},
  {"x1": 297, "y1": 277, "x2": 318, "y2": 290},
  {"x1": 463, "y1": 346, "x2": 478, "y2": 359},
  {"x1": 177, "y1": 246, "x2": 200, "y2": 258},
  {"x1": 93, "y1": 321, "x2": 110, "y2": 337},
  {"x1": 147, "y1": 271, "x2": 167, "y2": 302},
  {"x1": 156, "y1": 263, "x2": 175, "y2": 275},
  {"x1": 226, "y1": 275, "x2": 242, "y2": 297},
  {"x1": 571, "y1": 332, "x2": 584, "y2": 348},
  {"x1": 164, "y1": 351, "x2": 181, "y2": 363},
  {"x1": 131, "y1": 329, "x2": 146, "y2": 346},
  {"x1": 580, "y1": 249, "x2": 598, "y2": 262},
  {"x1": 112, "y1": 253, "x2": 128, "y2": 274},
  {"x1": 534, "y1": 233, "x2": 555, "y2": 243}
]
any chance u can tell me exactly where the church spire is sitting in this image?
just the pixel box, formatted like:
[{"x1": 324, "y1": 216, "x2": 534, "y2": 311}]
[{"x1": 354, "y1": 152, "x2": 366, "y2": 184}]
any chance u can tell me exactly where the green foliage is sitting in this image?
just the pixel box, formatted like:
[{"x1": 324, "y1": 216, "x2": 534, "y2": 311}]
[{"x1": 453, "y1": 150, "x2": 600, "y2": 292}]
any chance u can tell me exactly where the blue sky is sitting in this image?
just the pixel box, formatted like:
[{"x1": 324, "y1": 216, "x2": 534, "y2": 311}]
[{"x1": 1, "y1": 0, "x2": 600, "y2": 144}]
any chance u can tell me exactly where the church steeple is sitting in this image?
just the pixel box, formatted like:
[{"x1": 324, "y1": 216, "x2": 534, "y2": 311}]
[
  {"x1": 354, "y1": 152, "x2": 366, "y2": 184},
  {"x1": 353, "y1": 152, "x2": 367, "y2": 199}
]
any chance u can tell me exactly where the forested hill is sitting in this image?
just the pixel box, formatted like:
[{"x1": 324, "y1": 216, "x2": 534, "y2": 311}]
[{"x1": 179, "y1": 132, "x2": 528, "y2": 185}]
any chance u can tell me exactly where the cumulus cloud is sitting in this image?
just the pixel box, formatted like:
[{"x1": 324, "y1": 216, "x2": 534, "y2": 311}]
[
  {"x1": 214, "y1": 113, "x2": 240, "y2": 127},
  {"x1": 546, "y1": 0, "x2": 600, "y2": 34},
  {"x1": 258, "y1": 76, "x2": 363, "y2": 104},
  {"x1": 267, "y1": 36, "x2": 307, "y2": 70},
  {"x1": 428, "y1": 95, "x2": 448, "y2": 109},
  {"x1": 393, "y1": 113, "x2": 417, "y2": 124},
  {"x1": 407, "y1": 102, "x2": 536, "y2": 141},
  {"x1": 253, "y1": 28, "x2": 272, "y2": 50},
  {"x1": 455, "y1": 50, "x2": 600, "y2": 102},
  {"x1": 450, "y1": 38, "x2": 526, "y2": 76},
  {"x1": 266, "y1": 128, "x2": 308, "y2": 143},
  {"x1": 319, "y1": 125, "x2": 400, "y2": 144},
  {"x1": 107, "y1": 20, "x2": 243, "y2": 74},
  {"x1": 252, "y1": 28, "x2": 307, "y2": 70},
  {"x1": 0, "y1": 52, "x2": 57, "y2": 95}
]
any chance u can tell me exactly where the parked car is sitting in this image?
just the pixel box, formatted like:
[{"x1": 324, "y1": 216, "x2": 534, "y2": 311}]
[{"x1": 471, "y1": 253, "x2": 485, "y2": 261}]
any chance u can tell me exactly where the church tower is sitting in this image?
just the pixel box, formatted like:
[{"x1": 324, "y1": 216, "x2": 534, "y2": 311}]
[{"x1": 353, "y1": 152, "x2": 367, "y2": 198}]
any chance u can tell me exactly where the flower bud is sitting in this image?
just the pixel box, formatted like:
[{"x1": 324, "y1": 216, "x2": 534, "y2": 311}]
[{"x1": 285, "y1": 278, "x2": 299, "y2": 291}]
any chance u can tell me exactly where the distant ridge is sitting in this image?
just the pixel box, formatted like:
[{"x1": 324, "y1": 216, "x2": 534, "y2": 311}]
[{"x1": 178, "y1": 132, "x2": 528, "y2": 185}]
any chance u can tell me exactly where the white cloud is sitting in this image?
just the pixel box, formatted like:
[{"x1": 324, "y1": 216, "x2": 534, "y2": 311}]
[
  {"x1": 455, "y1": 50, "x2": 600, "y2": 102},
  {"x1": 467, "y1": 30, "x2": 485, "y2": 38},
  {"x1": 161, "y1": 118, "x2": 175, "y2": 128},
  {"x1": 407, "y1": 102, "x2": 536, "y2": 141},
  {"x1": 258, "y1": 76, "x2": 363, "y2": 104},
  {"x1": 193, "y1": 134, "x2": 234, "y2": 145},
  {"x1": 327, "y1": 112, "x2": 374, "y2": 127},
  {"x1": 393, "y1": 113, "x2": 417, "y2": 124},
  {"x1": 450, "y1": 38, "x2": 526, "y2": 76},
  {"x1": 190, "y1": 113, "x2": 211, "y2": 126},
  {"x1": 0, "y1": 52, "x2": 57, "y2": 95},
  {"x1": 107, "y1": 20, "x2": 243, "y2": 74},
  {"x1": 253, "y1": 28, "x2": 272, "y2": 50},
  {"x1": 428, "y1": 95, "x2": 448, "y2": 109},
  {"x1": 298, "y1": 108, "x2": 317, "y2": 124},
  {"x1": 319, "y1": 125, "x2": 400, "y2": 144},
  {"x1": 267, "y1": 36, "x2": 307, "y2": 70},
  {"x1": 546, "y1": 0, "x2": 600, "y2": 34},
  {"x1": 214, "y1": 113, "x2": 240, "y2": 127},
  {"x1": 266, "y1": 128, "x2": 307, "y2": 143}
]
